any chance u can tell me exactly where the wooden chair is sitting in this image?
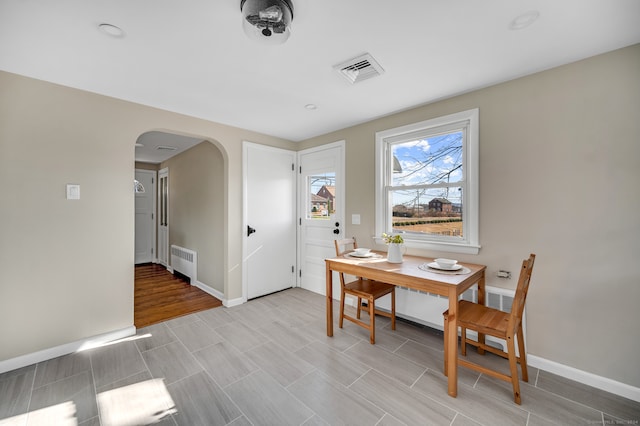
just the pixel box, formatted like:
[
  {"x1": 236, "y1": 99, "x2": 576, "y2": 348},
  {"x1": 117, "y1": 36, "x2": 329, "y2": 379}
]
[
  {"x1": 443, "y1": 253, "x2": 536, "y2": 404},
  {"x1": 334, "y1": 237, "x2": 396, "y2": 344}
]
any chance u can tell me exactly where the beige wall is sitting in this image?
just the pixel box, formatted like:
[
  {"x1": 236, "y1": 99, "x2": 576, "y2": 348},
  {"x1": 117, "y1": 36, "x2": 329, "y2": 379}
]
[
  {"x1": 1, "y1": 44, "x2": 638, "y2": 390},
  {"x1": 0, "y1": 70, "x2": 293, "y2": 362},
  {"x1": 299, "y1": 44, "x2": 640, "y2": 387},
  {"x1": 161, "y1": 141, "x2": 224, "y2": 292}
]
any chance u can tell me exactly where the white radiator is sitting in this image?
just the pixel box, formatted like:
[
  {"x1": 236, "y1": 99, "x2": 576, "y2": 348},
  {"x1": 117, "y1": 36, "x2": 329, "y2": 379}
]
[
  {"x1": 170, "y1": 245, "x2": 197, "y2": 284},
  {"x1": 376, "y1": 285, "x2": 522, "y2": 352}
]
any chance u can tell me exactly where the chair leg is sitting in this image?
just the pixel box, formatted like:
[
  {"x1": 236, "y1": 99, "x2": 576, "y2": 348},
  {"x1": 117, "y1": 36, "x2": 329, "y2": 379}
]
[
  {"x1": 356, "y1": 297, "x2": 362, "y2": 319},
  {"x1": 443, "y1": 313, "x2": 449, "y2": 376},
  {"x1": 390, "y1": 289, "x2": 396, "y2": 330},
  {"x1": 517, "y1": 324, "x2": 528, "y2": 382},
  {"x1": 369, "y1": 297, "x2": 375, "y2": 344},
  {"x1": 507, "y1": 335, "x2": 522, "y2": 405},
  {"x1": 339, "y1": 289, "x2": 345, "y2": 329},
  {"x1": 461, "y1": 327, "x2": 467, "y2": 356}
]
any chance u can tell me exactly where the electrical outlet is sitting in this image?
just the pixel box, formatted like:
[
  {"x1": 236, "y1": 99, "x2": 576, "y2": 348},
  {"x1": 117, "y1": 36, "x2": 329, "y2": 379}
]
[{"x1": 497, "y1": 270, "x2": 511, "y2": 279}]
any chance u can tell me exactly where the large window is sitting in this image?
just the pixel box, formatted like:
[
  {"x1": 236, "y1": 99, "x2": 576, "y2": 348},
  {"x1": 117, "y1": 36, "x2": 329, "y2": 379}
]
[{"x1": 375, "y1": 109, "x2": 480, "y2": 254}]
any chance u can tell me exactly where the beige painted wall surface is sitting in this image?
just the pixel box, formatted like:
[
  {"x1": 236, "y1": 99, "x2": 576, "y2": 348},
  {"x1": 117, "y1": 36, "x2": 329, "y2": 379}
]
[
  {"x1": 0, "y1": 71, "x2": 293, "y2": 362},
  {"x1": 299, "y1": 44, "x2": 640, "y2": 388},
  {"x1": 1, "y1": 43, "x2": 638, "y2": 391},
  {"x1": 161, "y1": 141, "x2": 224, "y2": 292}
]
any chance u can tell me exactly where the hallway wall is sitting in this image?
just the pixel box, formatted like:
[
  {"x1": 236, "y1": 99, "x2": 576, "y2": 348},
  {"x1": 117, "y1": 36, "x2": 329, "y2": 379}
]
[{"x1": 161, "y1": 141, "x2": 225, "y2": 292}]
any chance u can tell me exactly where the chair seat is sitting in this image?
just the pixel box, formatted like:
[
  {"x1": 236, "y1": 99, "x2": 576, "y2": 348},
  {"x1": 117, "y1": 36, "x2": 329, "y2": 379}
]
[
  {"x1": 457, "y1": 300, "x2": 510, "y2": 338},
  {"x1": 344, "y1": 278, "x2": 395, "y2": 300}
]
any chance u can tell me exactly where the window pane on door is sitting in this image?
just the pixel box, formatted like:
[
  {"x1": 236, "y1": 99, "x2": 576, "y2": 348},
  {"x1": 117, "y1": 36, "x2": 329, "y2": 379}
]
[{"x1": 307, "y1": 173, "x2": 335, "y2": 219}]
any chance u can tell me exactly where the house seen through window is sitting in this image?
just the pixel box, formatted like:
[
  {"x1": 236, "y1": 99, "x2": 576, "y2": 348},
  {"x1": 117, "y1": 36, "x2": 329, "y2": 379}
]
[{"x1": 307, "y1": 173, "x2": 335, "y2": 219}]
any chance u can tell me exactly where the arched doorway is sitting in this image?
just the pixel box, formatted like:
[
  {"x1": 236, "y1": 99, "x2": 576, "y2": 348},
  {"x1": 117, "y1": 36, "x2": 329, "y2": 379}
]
[{"x1": 134, "y1": 131, "x2": 226, "y2": 327}]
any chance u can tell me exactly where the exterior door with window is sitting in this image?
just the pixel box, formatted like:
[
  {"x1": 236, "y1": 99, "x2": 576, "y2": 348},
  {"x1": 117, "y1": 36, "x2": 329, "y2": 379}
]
[
  {"x1": 135, "y1": 169, "x2": 156, "y2": 264},
  {"x1": 298, "y1": 141, "x2": 345, "y2": 299}
]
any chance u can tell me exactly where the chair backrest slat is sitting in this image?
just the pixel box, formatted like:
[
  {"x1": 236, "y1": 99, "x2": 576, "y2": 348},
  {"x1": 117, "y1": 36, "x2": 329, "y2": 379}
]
[
  {"x1": 334, "y1": 237, "x2": 357, "y2": 257},
  {"x1": 334, "y1": 237, "x2": 358, "y2": 287},
  {"x1": 508, "y1": 254, "x2": 536, "y2": 333}
]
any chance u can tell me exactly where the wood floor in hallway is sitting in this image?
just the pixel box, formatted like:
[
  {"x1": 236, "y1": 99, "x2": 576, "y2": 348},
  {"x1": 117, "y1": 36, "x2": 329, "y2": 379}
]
[{"x1": 135, "y1": 263, "x2": 223, "y2": 328}]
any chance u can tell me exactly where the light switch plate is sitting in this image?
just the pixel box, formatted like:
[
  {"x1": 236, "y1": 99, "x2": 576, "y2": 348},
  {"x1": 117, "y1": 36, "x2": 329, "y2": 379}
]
[
  {"x1": 66, "y1": 184, "x2": 80, "y2": 200},
  {"x1": 351, "y1": 214, "x2": 361, "y2": 225}
]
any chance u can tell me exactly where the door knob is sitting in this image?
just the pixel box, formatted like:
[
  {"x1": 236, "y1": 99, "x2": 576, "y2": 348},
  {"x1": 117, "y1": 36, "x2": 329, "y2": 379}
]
[
  {"x1": 247, "y1": 225, "x2": 256, "y2": 236},
  {"x1": 333, "y1": 228, "x2": 340, "y2": 234}
]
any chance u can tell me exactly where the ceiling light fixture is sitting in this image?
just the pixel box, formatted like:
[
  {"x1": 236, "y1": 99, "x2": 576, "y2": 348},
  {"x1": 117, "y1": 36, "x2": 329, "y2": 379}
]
[
  {"x1": 98, "y1": 23, "x2": 125, "y2": 38},
  {"x1": 240, "y1": 0, "x2": 294, "y2": 45},
  {"x1": 509, "y1": 11, "x2": 540, "y2": 30}
]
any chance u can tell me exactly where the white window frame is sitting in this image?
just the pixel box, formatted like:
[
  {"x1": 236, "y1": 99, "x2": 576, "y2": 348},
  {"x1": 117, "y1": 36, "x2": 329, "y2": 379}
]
[{"x1": 374, "y1": 108, "x2": 480, "y2": 255}]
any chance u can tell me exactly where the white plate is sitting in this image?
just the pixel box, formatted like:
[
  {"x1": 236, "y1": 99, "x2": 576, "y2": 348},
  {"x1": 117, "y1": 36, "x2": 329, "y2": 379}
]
[
  {"x1": 427, "y1": 262, "x2": 462, "y2": 271},
  {"x1": 347, "y1": 252, "x2": 376, "y2": 258}
]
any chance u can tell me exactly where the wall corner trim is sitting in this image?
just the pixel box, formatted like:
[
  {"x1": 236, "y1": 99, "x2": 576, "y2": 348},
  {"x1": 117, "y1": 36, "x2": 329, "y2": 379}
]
[
  {"x1": 0, "y1": 326, "x2": 136, "y2": 374},
  {"x1": 223, "y1": 297, "x2": 245, "y2": 308}
]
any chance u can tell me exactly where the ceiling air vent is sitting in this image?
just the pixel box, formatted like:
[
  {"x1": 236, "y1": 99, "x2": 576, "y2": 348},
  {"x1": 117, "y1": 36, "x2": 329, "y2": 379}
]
[{"x1": 334, "y1": 53, "x2": 384, "y2": 84}]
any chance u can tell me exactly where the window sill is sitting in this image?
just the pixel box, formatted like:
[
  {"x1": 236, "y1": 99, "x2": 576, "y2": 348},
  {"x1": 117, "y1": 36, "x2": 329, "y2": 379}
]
[{"x1": 373, "y1": 237, "x2": 481, "y2": 255}]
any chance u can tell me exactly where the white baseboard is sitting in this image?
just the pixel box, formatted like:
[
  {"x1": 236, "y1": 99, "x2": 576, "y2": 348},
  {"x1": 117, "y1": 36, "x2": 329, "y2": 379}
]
[
  {"x1": 0, "y1": 326, "x2": 136, "y2": 374},
  {"x1": 224, "y1": 297, "x2": 245, "y2": 308},
  {"x1": 526, "y1": 355, "x2": 640, "y2": 402},
  {"x1": 193, "y1": 280, "x2": 244, "y2": 308},
  {"x1": 193, "y1": 280, "x2": 224, "y2": 301}
]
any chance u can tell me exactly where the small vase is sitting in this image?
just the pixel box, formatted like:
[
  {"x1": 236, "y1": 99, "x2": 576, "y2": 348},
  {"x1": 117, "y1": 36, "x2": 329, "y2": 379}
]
[{"x1": 387, "y1": 243, "x2": 404, "y2": 263}]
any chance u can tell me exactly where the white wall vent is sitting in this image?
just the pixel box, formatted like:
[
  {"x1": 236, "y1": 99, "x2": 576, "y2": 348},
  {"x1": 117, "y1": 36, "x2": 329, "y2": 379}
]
[{"x1": 334, "y1": 53, "x2": 385, "y2": 84}]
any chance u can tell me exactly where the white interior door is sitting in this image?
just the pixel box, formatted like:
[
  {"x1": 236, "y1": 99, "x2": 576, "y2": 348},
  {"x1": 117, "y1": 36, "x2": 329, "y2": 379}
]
[
  {"x1": 157, "y1": 167, "x2": 169, "y2": 267},
  {"x1": 298, "y1": 141, "x2": 345, "y2": 298},
  {"x1": 135, "y1": 169, "x2": 156, "y2": 264},
  {"x1": 243, "y1": 142, "x2": 297, "y2": 300}
]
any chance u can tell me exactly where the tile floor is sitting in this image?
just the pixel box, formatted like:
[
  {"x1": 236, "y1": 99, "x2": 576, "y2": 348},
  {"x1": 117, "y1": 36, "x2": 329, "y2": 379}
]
[{"x1": 1, "y1": 288, "x2": 639, "y2": 425}]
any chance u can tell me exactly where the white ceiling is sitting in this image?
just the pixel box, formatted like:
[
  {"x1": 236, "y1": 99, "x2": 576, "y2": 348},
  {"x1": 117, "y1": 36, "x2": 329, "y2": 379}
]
[
  {"x1": 1, "y1": 0, "x2": 639, "y2": 161},
  {"x1": 135, "y1": 131, "x2": 204, "y2": 164}
]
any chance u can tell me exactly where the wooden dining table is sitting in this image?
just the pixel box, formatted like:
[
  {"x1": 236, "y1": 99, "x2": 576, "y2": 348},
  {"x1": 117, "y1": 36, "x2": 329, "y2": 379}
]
[{"x1": 325, "y1": 251, "x2": 486, "y2": 398}]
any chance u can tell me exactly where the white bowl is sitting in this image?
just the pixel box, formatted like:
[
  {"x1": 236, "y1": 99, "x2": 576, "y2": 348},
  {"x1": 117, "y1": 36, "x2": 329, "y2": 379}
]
[
  {"x1": 435, "y1": 258, "x2": 458, "y2": 269},
  {"x1": 353, "y1": 248, "x2": 371, "y2": 255}
]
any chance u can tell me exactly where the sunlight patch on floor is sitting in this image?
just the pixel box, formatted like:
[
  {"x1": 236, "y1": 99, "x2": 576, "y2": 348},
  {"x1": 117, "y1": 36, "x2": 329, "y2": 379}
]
[
  {"x1": 97, "y1": 378, "x2": 176, "y2": 426},
  {"x1": 0, "y1": 401, "x2": 77, "y2": 426},
  {"x1": 77, "y1": 333, "x2": 152, "y2": 352}
]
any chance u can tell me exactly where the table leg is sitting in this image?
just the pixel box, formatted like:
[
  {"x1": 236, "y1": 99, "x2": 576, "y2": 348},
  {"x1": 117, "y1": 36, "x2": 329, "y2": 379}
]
[
  {"x1": 476, "y1": 271, "x2": 486, "y2": 354},
  {"x1": 325, "y1": 261, "x2": 333, "y2": 337},
  {"x1": 446, "y1": 288, "x2": 458, "y2": 397}
]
